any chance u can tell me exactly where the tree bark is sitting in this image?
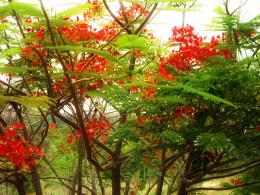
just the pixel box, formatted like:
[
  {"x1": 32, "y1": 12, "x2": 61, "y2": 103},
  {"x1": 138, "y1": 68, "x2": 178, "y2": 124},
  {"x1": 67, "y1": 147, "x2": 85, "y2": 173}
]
[
  {"x1": 97, "y1": 169, "x2": 105, "y2": 195},
  {"x1": 155, "y1": 145, "x2": 166, "y2": 195},
  {"x1": 90, "y1": 164, "x2": 97, "y2": 195},
  {"x1": 112, "y1": 166, "x2": 121, "y2": 195},
  {"x1": 31, "y1": 165, "x2": 43, "y2": 195},
  {"x1": 77, "y1": 139, "x2": 84, "y2": 195},
  {"x1": 177, "y1": 180, "x2": 188, "y2": 195},
  {"x1": 155, "y1": 169, "x2": 166, "y2": 195},
  {"x1": 13, "y1": 174, "x2": 27, "y2": 195}
]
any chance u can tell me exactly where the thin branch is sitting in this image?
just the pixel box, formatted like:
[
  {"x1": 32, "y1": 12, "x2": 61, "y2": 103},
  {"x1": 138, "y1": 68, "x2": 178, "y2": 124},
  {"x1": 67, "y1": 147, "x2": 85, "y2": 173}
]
[{"x1": 102, "y1": 0, "x2": 132, "y2": 34}]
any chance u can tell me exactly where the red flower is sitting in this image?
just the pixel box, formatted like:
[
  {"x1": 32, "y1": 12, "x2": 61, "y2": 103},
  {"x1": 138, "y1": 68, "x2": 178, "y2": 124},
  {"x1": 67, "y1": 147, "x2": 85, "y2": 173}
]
[
  {"x1": 36, "y1": 29, "x2": 44, "y2": 39},
  {"x1": 231, "y1": 178, "x2": 241, "y2": 186},
  {"x1": 144, "y1": 87, "x2": 156, "y2": 98},
  {"x1": 0, "y1": 128, "x2": 43, "y2": 171},
  {"x1": 10, "y1": 122, "x2": 25, "y2": 130},
  {"x1": 130, "y1": 86, "x2": 139, "y2": 93},
  {"x1": 48, "y1": 123, "x2": 56, "y2": 129},
  {"x1": 66, "y1": 134, "x2": 74, "y2": 143}
]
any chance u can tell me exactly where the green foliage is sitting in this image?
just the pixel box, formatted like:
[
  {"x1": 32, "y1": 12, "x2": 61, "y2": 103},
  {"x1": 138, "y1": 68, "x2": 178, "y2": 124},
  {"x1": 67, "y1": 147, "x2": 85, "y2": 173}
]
[
  {"x1": 0, "y1": 67, "x2": 38, "y2": 73},
  {"x1": 0, "y1": 47, "x2": 21, "y2": 59},
  {"x1": 0, "y1": 94, "x2": 54, "y2": 109},
  {"x1": 178, "y1": 84, "x2": 236, "y2": 106},
  {"x1": 115, "y1": 35, "x2": 150, "y2": 51},
  {"x1": 56, "y1": 4, "x2": 94, "y2": 18},
  {"x1": 161, "y1": 130, "x2": 185, "y2": 145},
  {"x1": 106, "y1": 124, "x2": 139, "y2": 143},
  {"x1": 48, "y1": 45, "x2": 125, "y2": 68},
  {"x1": 9, "y1": 2, "x2": 43, "y2": 17},
  {"x1": 194, "y1": 132, "x2": 232, "y2": 154}
]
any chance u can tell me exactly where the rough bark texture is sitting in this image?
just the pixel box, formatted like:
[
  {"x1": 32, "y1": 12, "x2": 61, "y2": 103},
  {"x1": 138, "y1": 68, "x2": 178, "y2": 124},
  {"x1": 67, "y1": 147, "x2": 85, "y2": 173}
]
[
  {"x1": 177, "y1": 181, "x2": 188, "y2": 195},
  {"x1": 13, "y1": 174, "x2": 27, "y2": 195},
  {"x1": 31, "y1": 165, "x2": 43, "y2": 195},
  {"x1": 90, "y1": 164, "x2": 97, "y2": 195},
  {"x1": 112, "y1": 166, "x2": 121, "y2": 195},
  {"x1": 155, "y1": 170, "x2": 166, "y2": 195}
]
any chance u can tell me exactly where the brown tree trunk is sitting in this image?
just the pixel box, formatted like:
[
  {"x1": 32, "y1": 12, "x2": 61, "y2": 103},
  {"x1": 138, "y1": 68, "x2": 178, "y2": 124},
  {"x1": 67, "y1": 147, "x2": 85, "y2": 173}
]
[
  {"x1": 13, "y1": 174, "x2": 27, "y2": 195},
  {"x1": 112, "y1": 166, "x2": 121, "y2": 195},
  {"x1": 97, "y1": 169, "x2": 105, "y2": 195},
  {"x1": 31, "y1": 165, "x2": 43, "y2": 195},
  {"x1": 90, "y1": 164, "x2": 97, "y2": 195},
  {"x1": 177, "y1": 181, "x2": 188, "y2": 195},
  {"x1": 166, "y1": 171, "x2": 179, "y2": 195},
  {"x1": 77, "y1": 139, "x2": 84, "y2": 195},
  {"x1": 155, "y1": 145, "x2": 166, "y2": 195},
  {"x1": 155, "y1": 169, "x2": 166, "y2": 195}
]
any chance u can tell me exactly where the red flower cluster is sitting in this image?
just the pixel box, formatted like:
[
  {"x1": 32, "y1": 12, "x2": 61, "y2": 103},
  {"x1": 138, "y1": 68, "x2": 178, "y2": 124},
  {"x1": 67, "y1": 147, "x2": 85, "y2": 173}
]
[
  {"x1": 0, "y1": 124, "x2": 43, "y2": 171},
  {"x1": 21, "y1": 42, "x2": 46, "y2": 67},
  {"x1": 59, "y1": 23, "x2": 116, "y2": 43},
  {"x1": 85, "y1": 118, "x2": 111, "y2": 140},
  {"x1": 173, "y1": 106, "x2": 196, "y2": 119},
  {"x1": 59, "y1": 23, "x2": 94, "y2": 42},
  {"x1": 143, "y1": 87, "x2": 156, "y2": 98},
  {"x1": 83, "y1": 0, "x2": 102, "y2": 19},
  {"x1": 230, "y1": 178, "x2": 241, "y2": 186},
  {"x1": 117, "y1": 3, "x2": 148, "y2": 22},
  {"x1": 66, "y1": 118, "x2": 111, "y2": 143},
  {"x1": 159, "y1": 25, "x2": 233, "y2": 79},
  {"x1": 74, "y1": 56, "x2": 108, "y2": 73}
]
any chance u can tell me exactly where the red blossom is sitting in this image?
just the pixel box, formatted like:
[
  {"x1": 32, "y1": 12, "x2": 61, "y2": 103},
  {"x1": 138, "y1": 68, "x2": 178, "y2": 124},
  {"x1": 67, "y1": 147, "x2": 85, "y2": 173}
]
[
  {"x1": 48, "y1": 123, "x2": 56, "y2": 129},
  {"x1": 159, "y1": 25, "x2": 234, "y2": 79},
  {"x1": 9, "y1": 122, "x2": 25, "y2": 130},
  {"x1": 174, "y1": 106, "x2": 196, "y2": 120},
  {"x1": 130, "y1": 86, "x2": 139, "y2": 93},
  {"x1": 230, "y1": 178, "x2": 241, "y2": 186},
  {"x1": 66, "y1": 134, "x2": 74, "y2": 144},
  {"x1": 36, "y1": 29, "x2": 44, "y2": 39},
  {"x1": 143, "y1": 87, "x2": 156, "y2": 98},
  {"x1": 0, "y1": 124, "x2": 43, "y2": 171}
]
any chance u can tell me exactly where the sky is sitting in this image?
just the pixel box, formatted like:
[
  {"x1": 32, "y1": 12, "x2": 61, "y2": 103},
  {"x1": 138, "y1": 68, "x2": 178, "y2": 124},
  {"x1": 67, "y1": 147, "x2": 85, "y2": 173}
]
[{"x1": 20, "y1": 0, "x2": 260, "y2": 40}]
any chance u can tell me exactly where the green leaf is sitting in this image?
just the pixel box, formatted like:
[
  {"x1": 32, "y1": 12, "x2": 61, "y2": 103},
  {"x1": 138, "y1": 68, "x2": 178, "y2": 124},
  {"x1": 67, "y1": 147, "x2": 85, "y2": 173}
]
[
  {"x1": 0, "y1": 67, "x2": 38, "y2": 74},
  {"x1": 106, "y1": 125, "x2": 139, "y2": 143},
  {"x1": 0, "y1": 23, "x2": 10, "y2": 31},
  {"x1": 161, "y1": 130, "x2": 185, "y2": 145},
  {"x1": 0, "y1": 95, "x2": 54, "y2": 109},
  {"x1": 0, "y1": 6, "x2": 12, "y2": 17},
  {"x1": 194, "y1": 132, "x2": 232, "y2": 153},
  {"x1": 8, "y1": 2, "x2": 43, "y2": 17},
  {"x1": 0, "y1": 48, "x2": 21, "y2": 59},
  {"x1": 56, "y1": 4, "x2": 93, "y2": 18},
  {"x1": 115, "y1": 35, "x2": 149, "y2": 50},
  {"x1": 48, "y1": 45, "x2": 125, "y2": 67},
  {"x1": 175, "y1": 84, "x2": 236, "y2": 107},
  {"x1": 214, "y1": 6, "x2": 225, "y2": 15}
]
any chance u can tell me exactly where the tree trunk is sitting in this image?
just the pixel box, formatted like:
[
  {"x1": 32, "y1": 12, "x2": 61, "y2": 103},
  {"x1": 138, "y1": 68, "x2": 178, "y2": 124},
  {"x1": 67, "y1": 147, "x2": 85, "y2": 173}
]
[
  {"x1": 31, "y1": 165, "x2": 43, "y2": 195},
  {"x1": 14, "y1": 182, "x2": 26, "y2": 195},
  {"x1": 166, "y1": 170, "x2": 179, "y2": 195},
  {"x1": 13, "y1": 174, "x2": 26, "y2": 195},
  {"x1": 177, "y1": 180, "x2": 188, "y2": 195},
  {"x1": 155, "y1": 169, "x2": 166, "y2": 195},
  {"x1": 77, "y1": 139, "x2": 84, "y2": 195},
  {"x1": 97, "y1": 169, "x2": 105, "y2": 195},
  {"x1": 112, "y1": 166, "x2": 121, "y2": 195},
  {"x1": 70, "y1": 164, "x2": 79, "y2": 195},
  {"x1": 90, "y1": 164, "x2": 97, "y2": 195},
  {"x1": 155, "y1": 145, "x2": 166, "y2": 195}
]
